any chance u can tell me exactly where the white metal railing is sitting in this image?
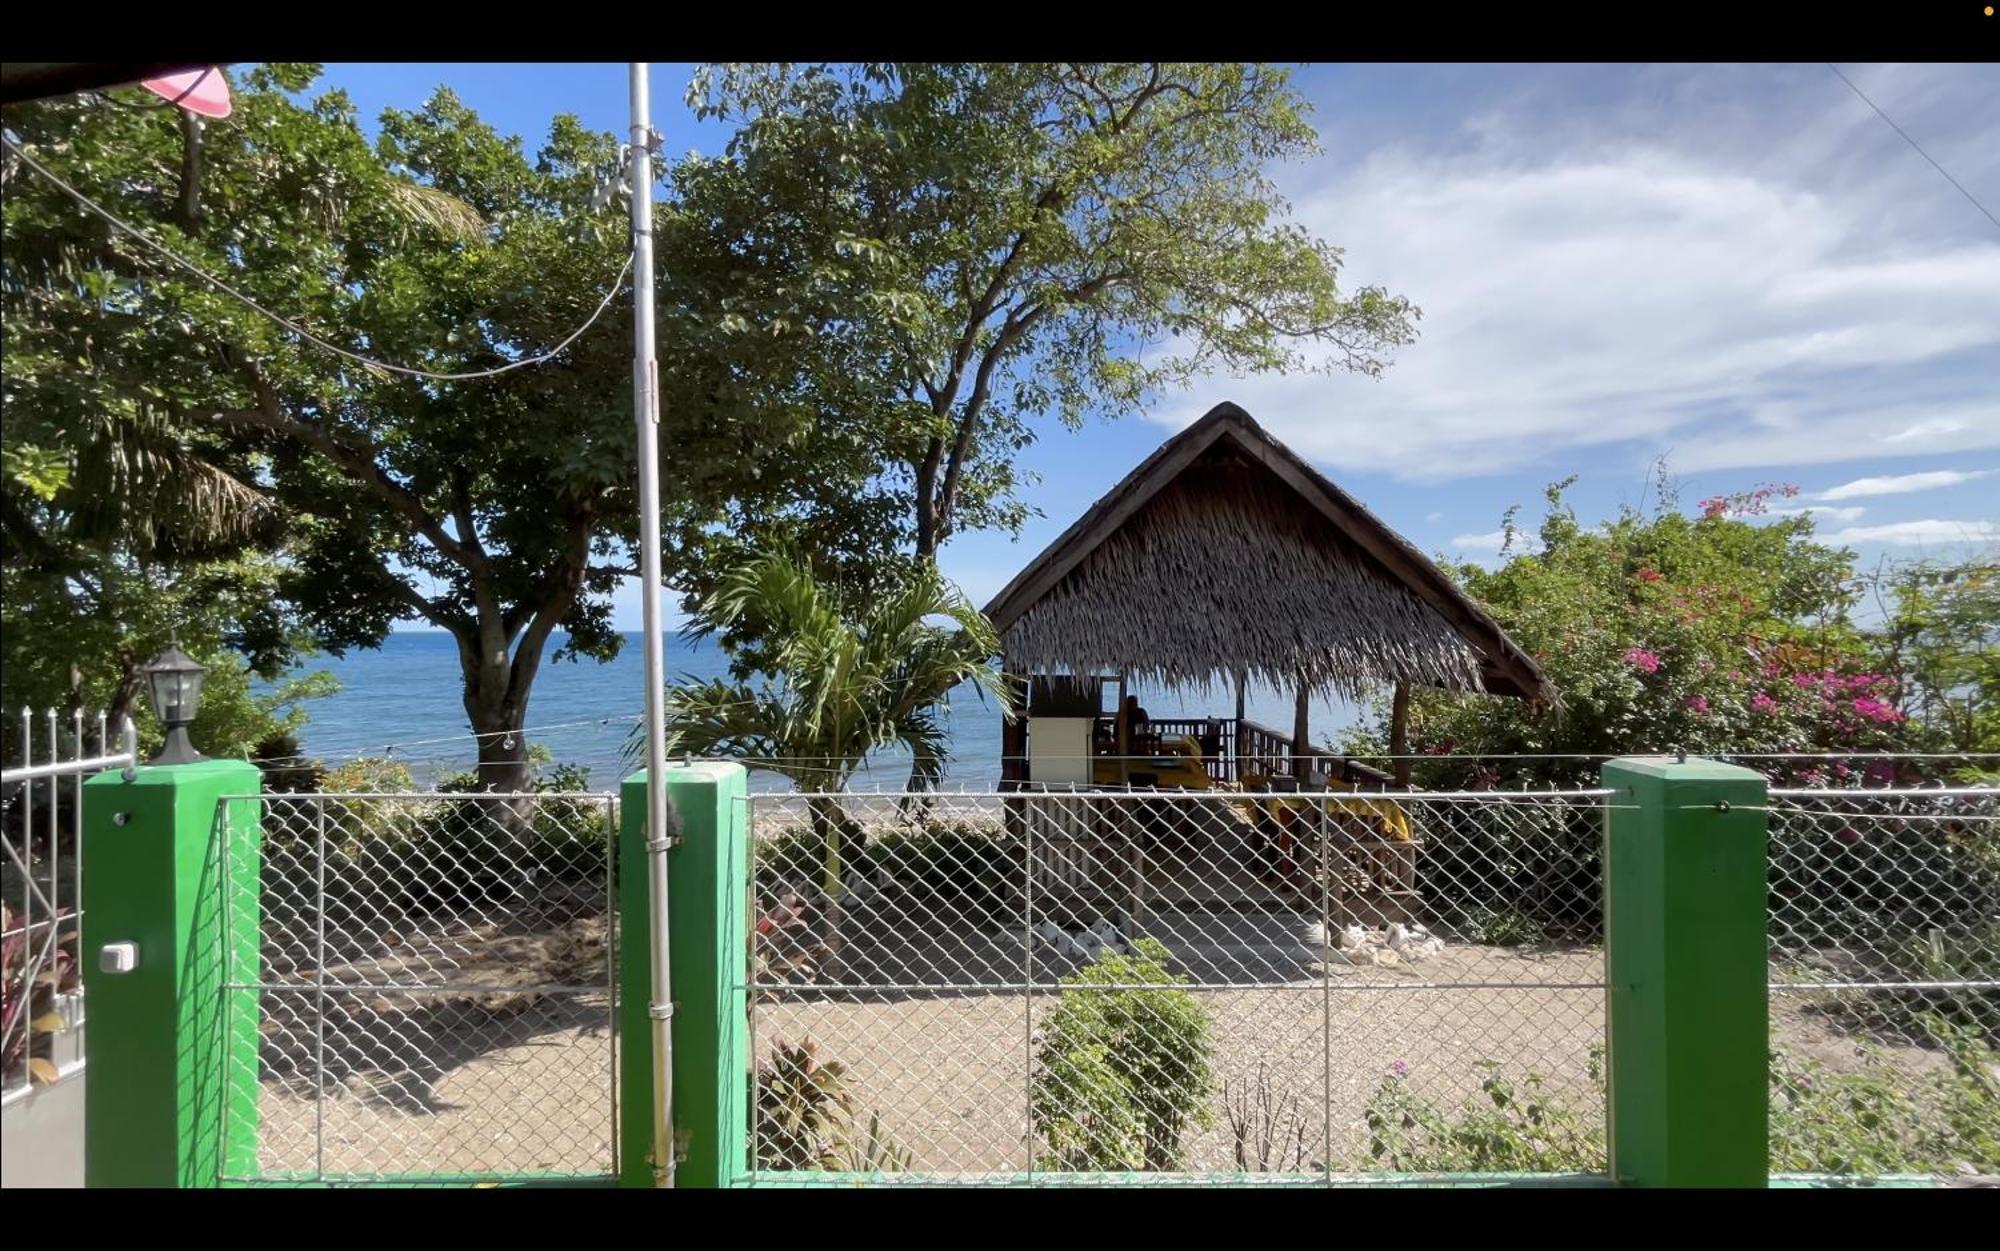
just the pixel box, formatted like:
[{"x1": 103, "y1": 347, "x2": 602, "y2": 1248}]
[{"x1": 3, "y1": 709, "x2": 136, "y2": 1106}]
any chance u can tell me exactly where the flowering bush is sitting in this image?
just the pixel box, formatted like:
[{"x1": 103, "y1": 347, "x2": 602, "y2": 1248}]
[{"x1": 1347, "y1": 476, "x2": 1946, "y2": 788}]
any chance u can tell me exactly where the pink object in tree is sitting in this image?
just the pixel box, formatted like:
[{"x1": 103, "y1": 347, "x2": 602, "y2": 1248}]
[{"x1": 141, "y1": 68, "x2": 231, "y2": 119}]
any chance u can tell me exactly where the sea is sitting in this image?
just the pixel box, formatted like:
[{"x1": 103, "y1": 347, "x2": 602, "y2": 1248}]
[{"x1": 282, "y1": 630, "x2": 1360, "y2": 793}]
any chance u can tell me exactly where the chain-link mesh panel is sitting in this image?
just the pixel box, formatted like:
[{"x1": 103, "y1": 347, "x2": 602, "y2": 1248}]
[
  {"x1": 1766, "y1": 788, "x2": 1998, "y2": 1179},
  {"x1": 743, "y1": 789, "x2": 1610, "y2": 1182},
  {"x1": 220, "y1": 792, "x2": 618, "y2": 1183}
]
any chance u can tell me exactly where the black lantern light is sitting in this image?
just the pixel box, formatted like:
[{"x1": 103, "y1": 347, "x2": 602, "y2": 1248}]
[{"x1": 143, "y1": 642, "x2": 208, "y2": 765}]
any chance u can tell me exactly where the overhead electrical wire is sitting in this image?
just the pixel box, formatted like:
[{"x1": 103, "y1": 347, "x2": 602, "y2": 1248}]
[
  {"x1": 1, "y1": 133, "x2": 635, "y2": 381},
  {"x1": 1826, "y1": 63, "x2": 1999, "y2": 234}
]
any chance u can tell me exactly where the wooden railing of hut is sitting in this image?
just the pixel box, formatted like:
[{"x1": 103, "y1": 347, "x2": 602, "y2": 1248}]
[{"x1": 1049, "y1": 716, "x2": 1406, "y2": 790}]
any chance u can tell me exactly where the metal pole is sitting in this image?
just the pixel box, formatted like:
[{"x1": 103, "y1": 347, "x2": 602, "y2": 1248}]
[{"x1": 629, "y1": 61, "x2": 676, "y2": 1189}]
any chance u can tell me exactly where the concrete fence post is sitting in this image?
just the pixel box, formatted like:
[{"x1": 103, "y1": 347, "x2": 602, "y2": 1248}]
[
  {"x1": 1602, "y1": 756, "x2": 1769, "y2": 1187},
  {"x1": 619, "y1": 761, "x2": 748, "y2": 1187},
  {"x1": 80, "y1": 759, "x2": 261, "y2": 1187}
]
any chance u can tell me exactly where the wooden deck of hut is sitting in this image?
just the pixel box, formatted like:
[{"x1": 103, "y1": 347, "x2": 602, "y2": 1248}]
[{"x1": 983, "y1": 401, "x2": 1556, "y2": 921}]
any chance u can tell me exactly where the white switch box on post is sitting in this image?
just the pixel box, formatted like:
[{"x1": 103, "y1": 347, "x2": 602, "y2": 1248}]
[{"x1": 99, "y1": 941, "x2": 139, "y2": 974}]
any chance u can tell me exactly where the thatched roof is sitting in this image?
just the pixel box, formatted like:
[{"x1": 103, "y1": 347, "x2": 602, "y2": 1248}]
[{"x1": 984, "y1": 402, "x2": 1555, "y2": 703}]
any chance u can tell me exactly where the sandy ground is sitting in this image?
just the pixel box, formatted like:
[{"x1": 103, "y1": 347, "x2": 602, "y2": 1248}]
[{"x1": 242, "y1": 930, "x2": 1963, "y2": 1180}]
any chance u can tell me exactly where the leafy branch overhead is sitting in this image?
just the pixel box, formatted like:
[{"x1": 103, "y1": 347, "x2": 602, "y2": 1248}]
[{"x1": 675, "y1": 63, "x2": 1420, "y2": 556}]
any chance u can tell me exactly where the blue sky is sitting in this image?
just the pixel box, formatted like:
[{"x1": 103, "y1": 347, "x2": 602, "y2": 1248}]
[{"x1": 315, "y1": 62, "x2": 1999, "y2": 636}]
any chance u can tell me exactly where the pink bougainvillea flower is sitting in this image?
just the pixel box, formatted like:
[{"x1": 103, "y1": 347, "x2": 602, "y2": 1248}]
[
  {"x1": 1636, "y1": 567, "x2": 1664, "y2": 583},
  {"x1": 1751, "y1": 692, "x2": 1779, "y2": 714},
  {"x1": 1623, "y1": 647, "x2": 1661, "y2": 674},
  {"x1": 1850, "y1": 697, "x2": 1905, "y2": 724},
  {"x1": 1685, "y1": 695, "x2": 1711, "y2": 715}
]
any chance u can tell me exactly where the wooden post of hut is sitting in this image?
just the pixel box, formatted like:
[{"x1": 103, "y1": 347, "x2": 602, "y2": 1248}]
[
  {"x1": 1389, "y1": 679, "x2": 1412, "y2": 788},
  {"x1": 1000, "y1": 672, "x2": 1028, "y2": 788},
  {"x1": 1234, "y1": 669, "x2": 1247, "y2": 779},
  {"x1": 1292, "y1": 673, "x2": 1311, "y2": 782}
]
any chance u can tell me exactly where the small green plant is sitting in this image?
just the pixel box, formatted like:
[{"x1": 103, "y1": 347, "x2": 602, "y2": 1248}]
[
  {"x1": 1031, "y1": 937, "x2": 1215, "y2": 1171},
  {"x1": 1360, "y1": 1059, "x2": 1603, "y2": 1173},
  {"x1": 753, "y1": 1036, "x2": 909, "y2": 1173}
]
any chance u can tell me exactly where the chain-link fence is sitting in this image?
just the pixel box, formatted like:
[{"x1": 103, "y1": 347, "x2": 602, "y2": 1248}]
[
  {"x1": 741, "y1": 788, "x2": 1611, "y2": 1183},
  {"x1": 219, "y1": 791, "x2": 619, "y2": 1183},
  {"x1": 1765, "y1": 787, "x2": 1998, "y2": 1179}
]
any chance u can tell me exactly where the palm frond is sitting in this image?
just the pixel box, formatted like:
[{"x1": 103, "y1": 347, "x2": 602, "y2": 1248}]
[{"x1": 385, "y1": 180, "x2": 488, "y2": 244}]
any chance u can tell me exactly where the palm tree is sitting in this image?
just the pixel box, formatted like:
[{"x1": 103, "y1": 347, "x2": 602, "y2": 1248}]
[{"x1": 629, "y1": 549, "x2": 1014, "y2": 972}]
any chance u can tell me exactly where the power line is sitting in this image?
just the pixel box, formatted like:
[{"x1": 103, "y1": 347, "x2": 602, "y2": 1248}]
[
  {"x1": 1, "y1": 134, "x2": 635, "y2": 381},
  {"x1": 1826, "y1": 63, "x2": 1999, "y2": 234}
]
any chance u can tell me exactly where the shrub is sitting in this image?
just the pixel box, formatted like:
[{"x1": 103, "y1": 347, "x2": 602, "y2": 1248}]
[
  {"x1": 753, "y1": 1036, "x2": 910, "y2": 1173},
  {"x1": 1031, "y1": 937, "x2": 1214, "y2": 1170},
  {"x1": 1354, "y1": 1029, "x2": 1999, "y2": 1178}
]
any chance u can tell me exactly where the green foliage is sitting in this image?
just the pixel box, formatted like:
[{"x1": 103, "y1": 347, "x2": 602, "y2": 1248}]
[
  {"x1": 635, "y1": 548, "x2": 1011, "y2": 799},
  {"x1": 1455, "y1": 905, "x2": 1549, "y2": 948},
  {"x1": 753, "y1": 1036, "x2": 910, "y2": 1173},
  {"x1": 1031, "y1": 937, "x2": 1215, "y2": 1171},
  {"x1": 1361, "y1": 1059, "x2": 1604, "y2": 1174},
  {"x1": 675, "y1": 63, "x2": 1418, "y2": 558},
  {"x1": 1866, "y1": 557, "x2": 2000, "y2": 755},
  {"x1": 1353, "y1": 1028, "x2": 2000, "y2": 1178},
  {"x1": 1769, "y1": 1020, "x2": 2000, "y2": 1177},
  {"x1": 1875, "y1": 922, "x2": 2000, "y2": 1040},
  {"x1": 4, "y1": 65, "x2": 789, "y2": 790},
  {"x1": 0, "y1": 547, "x2": 337, "y2": 763},
  {"x1": 1344, "y1": 476, "x2": 1908, "y2": 789}
]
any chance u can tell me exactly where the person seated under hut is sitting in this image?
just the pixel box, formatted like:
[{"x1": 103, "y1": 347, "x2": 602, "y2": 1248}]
[{"x1": 1121, "y1": 694, "x2": 1159, "y2": 755}]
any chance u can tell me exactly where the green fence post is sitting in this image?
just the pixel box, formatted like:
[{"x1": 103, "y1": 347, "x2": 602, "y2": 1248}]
[
  {"x1": 1602, "y1": 755, "x2": 1769, "y2": 1187},
  {"x1": 620, "y1": 761, "x2": 749, "y2": 1188},
  {"x1": 80, "y1": 759, "x2": 261, "y2": 1187}
]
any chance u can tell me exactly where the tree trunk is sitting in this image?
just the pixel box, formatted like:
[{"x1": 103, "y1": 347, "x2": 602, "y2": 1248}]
[
  {"x1": 808, "y1": 795, "x2": 851, "y2": 980},
  {"x1": 470, "y1": 706, "x2": 533, "y2": 793}
]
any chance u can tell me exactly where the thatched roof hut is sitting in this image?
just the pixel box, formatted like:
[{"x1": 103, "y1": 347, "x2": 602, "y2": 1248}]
[{"x1": 984, "y1": 402, "x2": 1554, "y2": 705}]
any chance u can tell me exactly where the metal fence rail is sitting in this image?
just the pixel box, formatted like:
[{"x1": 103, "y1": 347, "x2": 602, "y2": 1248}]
[
  {"x1": 219, "y1": 791, "x2": 620, "y2": 1183},
  {"x1": 741, "y1": 787, "x2": 1611, "y2": 1183},
  {"x1": 1764, "y1": 786, "x2": 1998, "y2": 1178},
  {"x1": 3, "y1": 710, "x2": 134, "y2": 1106}
]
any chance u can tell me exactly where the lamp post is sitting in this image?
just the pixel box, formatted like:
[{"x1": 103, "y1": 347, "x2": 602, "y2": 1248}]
[{"x1": 141, "y1": 643, "x2": 208, "y2": 765}]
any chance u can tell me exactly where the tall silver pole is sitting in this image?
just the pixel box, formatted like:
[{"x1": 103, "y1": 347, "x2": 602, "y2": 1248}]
[{"x1": 629, "y1": 61, "x2": 676, "y2": 1190}]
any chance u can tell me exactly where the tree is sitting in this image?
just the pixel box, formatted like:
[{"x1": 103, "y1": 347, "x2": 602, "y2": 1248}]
[
  {"x1": 675, "y1": 63, "x2": 1420, "y2": 559},
  {"x1": 632, "y1": 549, "x2": 1010, "y2": 972},
  {"x1": 1865, "y1": 555, "x2": 2000, "y2": 759},
  {"x1": 1, "y1": 67, "x2": 811, "y2": 792}
]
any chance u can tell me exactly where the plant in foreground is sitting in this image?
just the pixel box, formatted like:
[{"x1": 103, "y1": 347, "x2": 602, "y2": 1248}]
[{"x1": 1031, "y1": 937, "x2": 1215, "y2": 1170}]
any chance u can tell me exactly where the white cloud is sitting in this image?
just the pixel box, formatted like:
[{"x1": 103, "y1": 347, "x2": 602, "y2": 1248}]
[
  {"x1": 1817, "y1": 468, "x2": 1995, "y2": 500},
  {"x1": 1425, "y1": 511, "x2": 1444, "y2": 522},
  {"x1": 1769, "y1": 505, "x2": 1866, "y2": 521},
  {"x1": 1148, "y1": 65, "x2": 2000, "y2": 482},
  {"x1": 1821, "y1": 519, "x2": 1998, "y2": 546},
  {"x1": 1882, "y1": 418, "x2": 1967, "y2": 444},
  {"x1": 1447, "y1": 530, "x2": 1543, "y2": 555}
]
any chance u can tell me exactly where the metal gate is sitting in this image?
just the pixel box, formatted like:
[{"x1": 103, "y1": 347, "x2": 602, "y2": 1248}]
[
  {"x1": 220, "y1": 791, "x2": 619, "y2": 1184},
  {"x1": 741, "y1": 788, "x2": 1610, "y2": 1184}
]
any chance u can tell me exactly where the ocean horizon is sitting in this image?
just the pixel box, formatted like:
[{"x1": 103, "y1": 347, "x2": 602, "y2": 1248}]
[{"x1": 280, "y1": 630, "x2": 1365, "y2": 793}]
